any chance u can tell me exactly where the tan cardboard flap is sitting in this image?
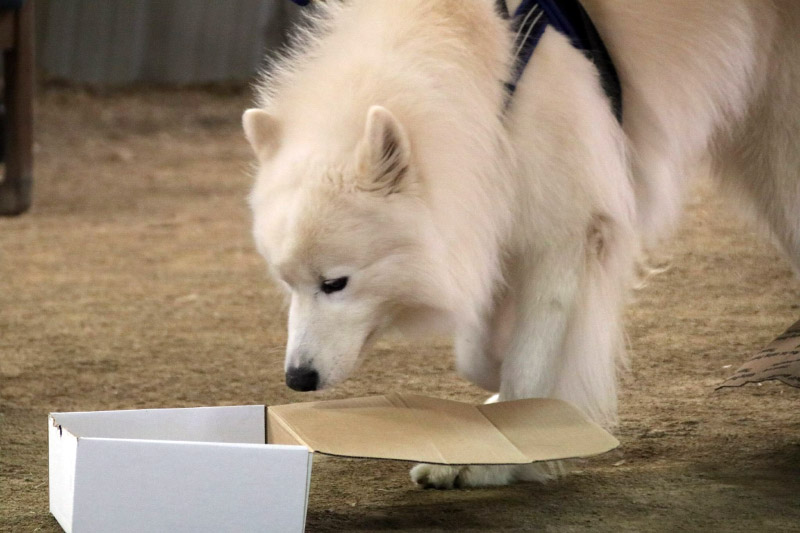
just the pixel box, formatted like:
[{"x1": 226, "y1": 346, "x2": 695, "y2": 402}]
[
  {"x1": 267, "y1": 394, "x2": 618, "y2": 465},
  {"x1": 478, "y1": 398, "x2": 620, "y2": 462},
  {"x1": 719, "y1": 318, "x2": 800, "y2": 389}
]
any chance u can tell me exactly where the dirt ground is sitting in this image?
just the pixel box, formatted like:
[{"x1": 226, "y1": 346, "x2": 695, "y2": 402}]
[{"x1": 1, "y1": 88, "x2": 799, "y2": 532}]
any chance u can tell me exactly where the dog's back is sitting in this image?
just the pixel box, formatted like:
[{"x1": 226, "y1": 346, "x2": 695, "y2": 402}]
[{"x1": 582, "y1": 0, "x2": 800, "y2": 260}]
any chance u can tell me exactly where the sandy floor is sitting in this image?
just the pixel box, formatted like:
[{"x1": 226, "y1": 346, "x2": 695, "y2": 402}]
[{"x1": 1, "y1": 88, "x2": 799, "y2": 532}]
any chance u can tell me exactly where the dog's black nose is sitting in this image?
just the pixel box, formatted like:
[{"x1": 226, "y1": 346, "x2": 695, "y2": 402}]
[{"x1": 285, "y1": 366, "x2": 319, "y2": 392}]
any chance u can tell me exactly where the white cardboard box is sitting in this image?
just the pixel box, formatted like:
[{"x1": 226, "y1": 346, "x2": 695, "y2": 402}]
[{"x1": 48, "y1": 405, "x2": 312, "y2": 533}]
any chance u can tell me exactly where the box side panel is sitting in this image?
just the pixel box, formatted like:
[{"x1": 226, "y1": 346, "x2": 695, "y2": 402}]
[
  {"x1": 302, "y1": 454, "x2": 314, "y2": 532},
  {"x1": 51, "y1": 405, "x2": 265, "y2": 443},
  {"x1": 71, "y1": 439, "x2": 310, "y2": 533},
  {"x1": 479, "y1": 399, "x2": 619, "y2": 461},
  {"x1": 48, "y1": 417, "x2": 77, "y2": 533}
]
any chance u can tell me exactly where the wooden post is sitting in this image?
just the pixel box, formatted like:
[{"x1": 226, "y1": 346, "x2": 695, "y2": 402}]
[{"x1": 0, "y1": 0, "x2": 34, "y2": 216}]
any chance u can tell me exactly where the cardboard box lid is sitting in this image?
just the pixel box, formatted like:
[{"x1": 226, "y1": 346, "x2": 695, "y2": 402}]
[
  {"x1": 719, "y1": 318, "x2": 800, "y2": 389},
  {"x1": 267, "y1": 394, "x2": 619, "y2": 465}
]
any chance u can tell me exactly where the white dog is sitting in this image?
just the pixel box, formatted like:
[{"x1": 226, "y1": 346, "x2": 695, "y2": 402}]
[{"x1": 243, "y1": 0, "x2": 800, "y2": 488}]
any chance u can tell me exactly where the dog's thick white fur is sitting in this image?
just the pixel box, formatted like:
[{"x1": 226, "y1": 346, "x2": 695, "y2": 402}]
[{"x1": 244, "y1": 0, "x2": 800, "y2": 488}]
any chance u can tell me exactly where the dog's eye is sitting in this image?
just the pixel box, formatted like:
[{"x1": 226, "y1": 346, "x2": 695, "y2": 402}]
[{"x1": 321, "y1": 277, "x2": 348, "y2": 294}]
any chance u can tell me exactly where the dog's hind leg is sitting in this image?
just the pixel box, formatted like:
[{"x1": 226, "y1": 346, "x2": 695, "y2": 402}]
[
  {"x1": 717, "y1": 144, "x2": 800, "y2": 275},
  {"x1": 712, "y1": 7, "x2": 800, "y2": 274}
]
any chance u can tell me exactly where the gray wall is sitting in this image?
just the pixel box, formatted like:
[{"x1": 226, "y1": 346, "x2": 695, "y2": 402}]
[{"x1": 36, "y1": 0, "x2": 300, "y2": 85}]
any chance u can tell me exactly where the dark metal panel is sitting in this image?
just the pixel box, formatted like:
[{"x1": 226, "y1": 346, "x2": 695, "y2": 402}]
[
  {"x1": 104, "y1": 0, "x2": 152, "y2": 84},
  {"x1": 72, "y1": 0, "x2": 116, "y2": 83},
  {"x1": 40, "y1": 0, "x2": 81, "y2": 79},
  {"x1": 37, "y1": 0, "x2": 288, "y2": 84}
]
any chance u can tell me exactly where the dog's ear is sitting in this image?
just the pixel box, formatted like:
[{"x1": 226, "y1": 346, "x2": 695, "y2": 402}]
[
  {"x1": 356, "y1": 105, "x2": 412, "y2": 194},
  {"x1": 243, "y1": 108, "x2": 280, "y2": 160}
]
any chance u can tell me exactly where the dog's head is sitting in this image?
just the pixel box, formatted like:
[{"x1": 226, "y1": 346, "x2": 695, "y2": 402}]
[{"x1": 244, "y1": 105, "x2": 449, "y2": 391}]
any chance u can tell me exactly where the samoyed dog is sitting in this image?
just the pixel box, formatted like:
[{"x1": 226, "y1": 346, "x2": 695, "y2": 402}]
[{"x1": 244, "y1": 0, "x2": 800, "y2": 488}]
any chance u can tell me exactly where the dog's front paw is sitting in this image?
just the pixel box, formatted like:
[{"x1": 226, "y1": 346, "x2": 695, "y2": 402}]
[
  {"x1": 410, "y1": 464, "x2": 466, "y2": 489},
  {"x1": 411, "y1": 462, "x2": 565, "y2": 489},
  {"x1": 410, "y1": 464, "x2": 520, "y2": 489}
]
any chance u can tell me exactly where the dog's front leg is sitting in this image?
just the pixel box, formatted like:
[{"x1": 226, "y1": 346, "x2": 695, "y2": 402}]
[
  {"x1": 451, "y1": 284, "x2": 519, "y2": 392},
  {"x1": 497, "y1": 244, "x2": 584, "y2": 400},
  {"x1": 412, "y1": 246, "x2": 583, "y2": 489}
]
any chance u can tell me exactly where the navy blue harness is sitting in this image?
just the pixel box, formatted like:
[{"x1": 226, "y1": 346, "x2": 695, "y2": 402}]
[
  {"x1": 499, "y1": 0, "x2": 622, "y2": 122},
  {"x1": 288, "y1": 0, "x2": 622, "y2": 122}
]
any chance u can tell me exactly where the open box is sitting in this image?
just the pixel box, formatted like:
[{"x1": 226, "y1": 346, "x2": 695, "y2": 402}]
[
  {"x1": 48, "y1": 405, "x2": 312, "y2": 533},
  {"x1": 49, "y1": 394, "x2": 619, "y2": 533}
]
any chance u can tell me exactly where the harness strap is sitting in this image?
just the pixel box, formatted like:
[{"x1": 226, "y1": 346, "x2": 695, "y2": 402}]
[{"x1": 499, "y1": 0, "x2": 622, "y2": 122}]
